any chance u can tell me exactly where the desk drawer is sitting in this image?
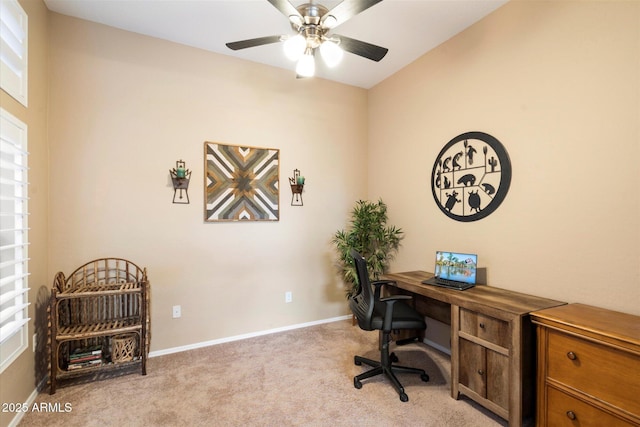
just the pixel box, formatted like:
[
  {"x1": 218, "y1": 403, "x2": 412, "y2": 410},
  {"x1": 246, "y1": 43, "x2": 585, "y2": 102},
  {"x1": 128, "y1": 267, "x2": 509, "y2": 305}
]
[
  {"x1": 459, "y1": 308, "x2": 509, "y2": 348},
  {"x1": 547, "y1": 330, "x2": 640, "y2": 415},
  {"x1": 546, "y1": 386, "x2": 634, "y2": 427}
]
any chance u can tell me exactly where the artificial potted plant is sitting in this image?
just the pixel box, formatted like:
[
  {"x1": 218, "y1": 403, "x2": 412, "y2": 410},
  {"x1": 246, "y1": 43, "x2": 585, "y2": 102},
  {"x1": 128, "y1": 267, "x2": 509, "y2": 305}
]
[{"x1": 332, "y1": 199, "x2": 404, "y2": 297}]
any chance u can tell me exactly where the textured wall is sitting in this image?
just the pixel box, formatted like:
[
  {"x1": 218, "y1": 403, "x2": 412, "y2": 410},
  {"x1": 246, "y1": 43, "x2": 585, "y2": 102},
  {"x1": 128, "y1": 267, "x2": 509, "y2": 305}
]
[
  {"x1": 47, "y1": 13, "x2": 368, "y2": 352},
  {"x1": 368, "y1": 0, "x2": 640, "y2": 315}
]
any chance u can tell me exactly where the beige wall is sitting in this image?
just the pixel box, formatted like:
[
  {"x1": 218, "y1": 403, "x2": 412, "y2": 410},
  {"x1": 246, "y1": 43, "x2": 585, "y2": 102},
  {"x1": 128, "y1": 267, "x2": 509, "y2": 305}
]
[
  {"x1": 0, "y1": 0, "x2": 49, "y2": 426},
  {"x1": 3, "y1": 1, "x2": 640, "y2": 425},
  {"x1": 47, "y1": 14, "x2": 367, "y2": 353},
  {"x1": 369, "y1": 0, "x2": 640, "y2": 315}
]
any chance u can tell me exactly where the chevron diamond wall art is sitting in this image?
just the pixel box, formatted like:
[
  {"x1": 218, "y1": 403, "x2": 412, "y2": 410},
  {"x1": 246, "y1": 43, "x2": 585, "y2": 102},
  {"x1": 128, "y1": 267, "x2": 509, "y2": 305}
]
[{"x1": 204, "y1": 142, "x2": 279, "y2": 222}]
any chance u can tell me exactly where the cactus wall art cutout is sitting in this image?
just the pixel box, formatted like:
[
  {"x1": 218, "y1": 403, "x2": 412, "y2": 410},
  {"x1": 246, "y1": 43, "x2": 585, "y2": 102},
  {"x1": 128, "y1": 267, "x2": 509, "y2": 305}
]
[{"x1": 431, "y1": 132, "x2": 511, "y2": 222}]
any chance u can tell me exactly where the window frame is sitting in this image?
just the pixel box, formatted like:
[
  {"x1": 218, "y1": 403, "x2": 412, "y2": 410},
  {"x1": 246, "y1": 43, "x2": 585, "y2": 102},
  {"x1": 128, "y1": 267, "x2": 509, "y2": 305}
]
[{"x1": 0, "y1": 107, "x2": 30, "y2": 373}]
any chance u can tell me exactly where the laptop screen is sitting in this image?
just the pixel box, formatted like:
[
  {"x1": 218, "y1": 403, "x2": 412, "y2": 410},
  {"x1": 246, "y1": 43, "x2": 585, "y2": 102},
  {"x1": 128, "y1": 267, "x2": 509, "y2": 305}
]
[{"x1": 434, "y1": 251, "x2": 478, "y2": 285}]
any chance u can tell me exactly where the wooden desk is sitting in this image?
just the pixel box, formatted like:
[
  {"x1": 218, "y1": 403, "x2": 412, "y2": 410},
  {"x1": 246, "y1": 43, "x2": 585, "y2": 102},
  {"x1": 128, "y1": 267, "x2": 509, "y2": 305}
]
[{"x1": 383, "y1": 271, "x2": 566, "y2": 427}]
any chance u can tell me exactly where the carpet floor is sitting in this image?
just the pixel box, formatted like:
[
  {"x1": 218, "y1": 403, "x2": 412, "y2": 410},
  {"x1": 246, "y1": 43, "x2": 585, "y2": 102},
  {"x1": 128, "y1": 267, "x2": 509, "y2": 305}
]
[{"x1": 19, "y1": 319, "x2": 508, "y2": 426}]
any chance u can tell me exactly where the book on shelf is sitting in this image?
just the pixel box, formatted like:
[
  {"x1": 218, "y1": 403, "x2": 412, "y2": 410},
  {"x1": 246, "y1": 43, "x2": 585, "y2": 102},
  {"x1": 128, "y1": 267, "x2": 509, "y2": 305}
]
[
  {"x1": 70, "y1": 345, "x2": 102, "y2": 358},
  {"x1": 66, "y1": 359, "x2": 103, "y2": 370},
  {"x1": 69, "y1": 353, "x2": 102, "y2": 363}
]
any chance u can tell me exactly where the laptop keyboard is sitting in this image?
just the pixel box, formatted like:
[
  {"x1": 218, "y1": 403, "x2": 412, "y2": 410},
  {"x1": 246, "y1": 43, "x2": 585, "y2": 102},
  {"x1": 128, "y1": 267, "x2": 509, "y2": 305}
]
[
  {"x1": 432, "y1": 277, "x2": 475, "y2": 290},
  {"x1": 421, "y1": 276, "x2": 475, "y2": 290},
  {"x1": 435, "y1": 278, "x2": 465, "y2": 288}
]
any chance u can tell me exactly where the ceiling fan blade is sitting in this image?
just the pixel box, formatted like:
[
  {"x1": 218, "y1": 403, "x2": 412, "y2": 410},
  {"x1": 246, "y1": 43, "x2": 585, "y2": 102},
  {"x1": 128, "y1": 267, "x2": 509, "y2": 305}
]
[
  {"x1": 325, "y1": 0, "x2": 383, "y2": 27},
  {"x1": 267, "y1": 0, "x2": 302, "y2": 20},
  {"x1": 225, "y1": 35, "x2": 282, "y2": 51},
  {"x1": 336, "y1": 35, "x2": 388, "y2": 62}
]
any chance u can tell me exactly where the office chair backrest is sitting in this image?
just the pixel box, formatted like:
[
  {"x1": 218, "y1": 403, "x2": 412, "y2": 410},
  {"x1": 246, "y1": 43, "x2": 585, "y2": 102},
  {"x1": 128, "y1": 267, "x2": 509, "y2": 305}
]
[{"x1": 348, "y1": 250, "x2": 375, "y2": 331}]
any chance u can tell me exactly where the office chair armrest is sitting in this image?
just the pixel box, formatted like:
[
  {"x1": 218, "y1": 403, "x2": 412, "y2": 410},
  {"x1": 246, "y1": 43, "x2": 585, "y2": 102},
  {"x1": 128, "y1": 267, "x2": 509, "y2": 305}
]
[
  {"x1": 379, "y1": 295, "x2": 413, "y2": 331},
  {"x1": 371, "y1": 279, "x2": 397, "y2": 300}
]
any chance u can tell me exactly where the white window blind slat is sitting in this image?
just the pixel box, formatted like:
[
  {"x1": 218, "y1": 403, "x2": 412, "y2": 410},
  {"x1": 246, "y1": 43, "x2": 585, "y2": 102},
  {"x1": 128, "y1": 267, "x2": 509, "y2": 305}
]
[
  {"x1": 0, "y1": 145, "x2": 28, "y2": 159},
  {"x1": 0, "y1": 272, "x2": 29, "y2": 288},
  {"x1": 0, "y1": 257, "x2": 29, "y2": 272},
  {"x1": 0, "y1": 286, "x2": 28, "y2": 303},
  {"x1": 0, "y1": 242, "x2": 29, "y2": 251},
  {"x1": 0, "y1": 196, "x2": 29, "y2": 205},
  {"x1": 0, "y1": 300, "x2": 29, "y2": 324},
  {"x1": 0, "y1": 318, "x2": 30, "y2": 344}
]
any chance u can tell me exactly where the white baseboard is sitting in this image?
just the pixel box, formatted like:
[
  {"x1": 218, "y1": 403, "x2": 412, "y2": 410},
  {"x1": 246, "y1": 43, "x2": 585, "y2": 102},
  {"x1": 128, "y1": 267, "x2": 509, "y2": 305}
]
[
  {"x1": 149, "y1": 315, "x2": 352, "y2": 358},
  {"x1": 8, "y1": 378, "x2": 46, "y2": 427}
]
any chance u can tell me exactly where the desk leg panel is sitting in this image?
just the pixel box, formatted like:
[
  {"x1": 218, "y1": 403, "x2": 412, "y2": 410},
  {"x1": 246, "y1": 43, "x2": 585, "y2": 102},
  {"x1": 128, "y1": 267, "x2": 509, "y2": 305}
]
[
  {"x1": 509, "y1": 318, "x2": 521, "y2": 427},
  {"x1": 451, "y1": 304, "x2": 460, "y2": 399}
]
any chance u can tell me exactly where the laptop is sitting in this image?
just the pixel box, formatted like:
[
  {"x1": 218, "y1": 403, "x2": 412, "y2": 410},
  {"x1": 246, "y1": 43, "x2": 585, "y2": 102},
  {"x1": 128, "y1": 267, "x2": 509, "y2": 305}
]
[{"x1": 422, "y1": 251, "x2": 478, "y2": 290}]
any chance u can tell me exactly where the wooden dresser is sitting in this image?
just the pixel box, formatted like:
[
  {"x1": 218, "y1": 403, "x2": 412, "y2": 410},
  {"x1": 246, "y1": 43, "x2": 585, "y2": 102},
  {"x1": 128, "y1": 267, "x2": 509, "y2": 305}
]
[{"x1": 531, "y1": 304, "x2": 640, "y2": 427}]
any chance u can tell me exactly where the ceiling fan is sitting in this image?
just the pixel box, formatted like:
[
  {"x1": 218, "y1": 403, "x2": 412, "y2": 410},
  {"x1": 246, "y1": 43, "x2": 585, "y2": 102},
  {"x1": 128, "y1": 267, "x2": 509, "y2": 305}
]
[{"x1": 225, "y1": 0, "x2": 388, "y2": 78}]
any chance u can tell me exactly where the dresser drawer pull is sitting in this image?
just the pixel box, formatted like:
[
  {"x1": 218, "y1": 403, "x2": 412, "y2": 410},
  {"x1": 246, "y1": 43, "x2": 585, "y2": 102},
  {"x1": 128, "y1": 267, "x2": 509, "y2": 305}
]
[
  {"x1": 477, "y1": 369, "x2": 484, "y2": 376},
  {"x1": 479, "y1": 322, "x2": 485, "y2": 329},
  {"x1": 566, "y1": 351, "x2": 577, "y2": 360},
  {"x1": 566, "y1": 411, "x2": 576, "y2": 420}
]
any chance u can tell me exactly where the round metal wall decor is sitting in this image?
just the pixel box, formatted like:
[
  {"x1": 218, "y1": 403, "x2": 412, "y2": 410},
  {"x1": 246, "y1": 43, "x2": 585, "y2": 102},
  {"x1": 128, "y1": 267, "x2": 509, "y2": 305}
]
[{"x1": 431, "y1": 131, "x2": 511, "y2": 222}]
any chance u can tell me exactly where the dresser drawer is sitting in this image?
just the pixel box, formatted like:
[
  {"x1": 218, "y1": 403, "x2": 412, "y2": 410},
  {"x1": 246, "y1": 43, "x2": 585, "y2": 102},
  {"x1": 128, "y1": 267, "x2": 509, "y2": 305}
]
[
  {"x1": 546, "y1": 386, "x2": 634, "y2": 427},
  {"x1": 547, "y1": 330, "x2": 640, "y2": 415},
  {"x1": 459, "y1": 308, "x2": 509, "y2": 348}
]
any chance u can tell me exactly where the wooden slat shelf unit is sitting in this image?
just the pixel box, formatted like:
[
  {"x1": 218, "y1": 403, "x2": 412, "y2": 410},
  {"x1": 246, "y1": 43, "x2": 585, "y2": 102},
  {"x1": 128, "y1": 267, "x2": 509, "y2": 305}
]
[
  {"x1": 58, "y1": 282, "x2": 142, "y2": 297},
  {"x1": 48, "y1": 258, "x2": 150, "y2": 394},
  {"x1": 56, "y1": 319, "x2": 142, "y2": 339}
]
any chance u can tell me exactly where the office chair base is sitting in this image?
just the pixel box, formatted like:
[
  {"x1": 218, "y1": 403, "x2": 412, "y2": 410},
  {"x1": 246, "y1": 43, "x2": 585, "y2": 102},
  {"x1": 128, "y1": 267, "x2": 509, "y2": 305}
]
[{"x1": 353, "y1": 355, "x2": 429, "y2": 402}]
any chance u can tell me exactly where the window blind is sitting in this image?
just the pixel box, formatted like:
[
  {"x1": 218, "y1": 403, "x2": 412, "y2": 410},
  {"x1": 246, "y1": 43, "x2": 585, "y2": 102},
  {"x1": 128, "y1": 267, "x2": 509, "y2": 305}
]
[
  {"x1": 0, "y1": 0, "x2": 28, "y2": 106},
  {"x1": 0, "y1": 107, "x2": 30, "y2": 373}
]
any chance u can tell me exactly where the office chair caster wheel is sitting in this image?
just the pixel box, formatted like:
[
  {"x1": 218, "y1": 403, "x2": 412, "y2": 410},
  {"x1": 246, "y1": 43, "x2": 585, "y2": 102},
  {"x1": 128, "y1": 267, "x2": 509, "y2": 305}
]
[
  {"x1": 354, "y1": 357, "x2": 362, "y2": 366},
  {"x1": 399, "y1": 392, "x2": 409, "y2": 402},
  {"x1": 354, "y1": 378, "x2": 362, "y2": 389},
  {"x1": 421, "y1": 373, "x2": 430, "y2": 382}
]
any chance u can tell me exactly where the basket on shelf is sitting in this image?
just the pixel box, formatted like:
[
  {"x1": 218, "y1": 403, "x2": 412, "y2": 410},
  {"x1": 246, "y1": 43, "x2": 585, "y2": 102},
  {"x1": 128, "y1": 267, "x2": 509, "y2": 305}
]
[{"x1": 111, "y1": 334, "x2": 137, "y2": 363}]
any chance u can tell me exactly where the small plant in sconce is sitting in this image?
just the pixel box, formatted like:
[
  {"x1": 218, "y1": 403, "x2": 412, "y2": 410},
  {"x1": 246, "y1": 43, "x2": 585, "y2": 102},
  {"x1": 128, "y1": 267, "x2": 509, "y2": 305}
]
[
  {"x1": 289, "y1": 168, "x2": 305, "y2": 206},
  {"x1": 170, "y1": 160, "x2": 191, "y2": 204}
]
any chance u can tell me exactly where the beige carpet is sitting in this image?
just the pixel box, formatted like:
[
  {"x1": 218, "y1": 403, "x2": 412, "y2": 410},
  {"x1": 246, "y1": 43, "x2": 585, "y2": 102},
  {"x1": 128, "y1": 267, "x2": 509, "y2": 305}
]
[{"x1": 19, "y1": 320, "x2": 507, "y2": 426}]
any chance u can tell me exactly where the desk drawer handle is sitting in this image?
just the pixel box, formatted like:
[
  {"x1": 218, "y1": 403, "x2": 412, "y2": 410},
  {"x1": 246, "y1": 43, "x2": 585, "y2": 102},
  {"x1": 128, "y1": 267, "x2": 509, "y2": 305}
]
[
  {"x1": 479, "y1": 322, "x2": 485, "y2": 329},
  {"x1": 567, "y1": 351, "x2": 577, "y2": 360},
  {"x1": 477, "y1": 369, "x2": 484, "y2": 376},
  {"x1": 566, "y1": 411, "x2": 576, "y2": 420}
]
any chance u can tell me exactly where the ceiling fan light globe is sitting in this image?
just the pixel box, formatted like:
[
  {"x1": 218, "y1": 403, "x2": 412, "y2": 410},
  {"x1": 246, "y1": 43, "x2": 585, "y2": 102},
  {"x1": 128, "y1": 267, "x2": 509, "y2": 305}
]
[
  {"x1": 283, "y1": 34, "x2": 306, "y2": 61},
  {"x1": 289, "y1": 15, "x2": 303, "y2": 28},
  {"x1": 321, "y1": 15, "x2": 337, "y2": 29},
  {"x1": 296, "y1": 54, "x2": 315, "y2": 77},
  {"x1": 320, "y1": 40, "x2": 343, "y2": 68}
]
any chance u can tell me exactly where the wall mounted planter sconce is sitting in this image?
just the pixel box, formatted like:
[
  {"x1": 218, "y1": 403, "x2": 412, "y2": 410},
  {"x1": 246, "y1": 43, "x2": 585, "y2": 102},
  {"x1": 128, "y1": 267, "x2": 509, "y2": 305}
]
[
  {"x1": 289, "y1": 169, "x2": 305, "y2": 206},
  {"x1": 170, "y1": 160, "x2": 191, "y2": 204}
]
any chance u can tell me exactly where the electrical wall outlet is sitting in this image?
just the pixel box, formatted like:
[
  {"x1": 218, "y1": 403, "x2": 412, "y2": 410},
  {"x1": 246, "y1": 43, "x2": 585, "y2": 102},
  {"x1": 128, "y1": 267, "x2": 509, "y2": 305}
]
[
  {"x1": 285, "y1": 291, "x2": 292, "y2": 303},
  {"x1": 172, "y1": 305, "x2": 181, "y2": 318}
]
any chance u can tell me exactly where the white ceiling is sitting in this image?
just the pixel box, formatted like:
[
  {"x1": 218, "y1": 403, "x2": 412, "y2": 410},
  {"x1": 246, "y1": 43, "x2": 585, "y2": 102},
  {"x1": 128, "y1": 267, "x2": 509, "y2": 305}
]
[{"x1": 43, "y1": 0, "x2": 509, "y2": 89}]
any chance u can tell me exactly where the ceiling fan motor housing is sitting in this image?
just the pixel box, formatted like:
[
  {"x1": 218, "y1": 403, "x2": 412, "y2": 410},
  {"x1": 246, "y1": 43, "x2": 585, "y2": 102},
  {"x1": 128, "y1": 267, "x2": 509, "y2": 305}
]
[{"x1": 291, "y1": 3, "x2": 334, "y2": 48}]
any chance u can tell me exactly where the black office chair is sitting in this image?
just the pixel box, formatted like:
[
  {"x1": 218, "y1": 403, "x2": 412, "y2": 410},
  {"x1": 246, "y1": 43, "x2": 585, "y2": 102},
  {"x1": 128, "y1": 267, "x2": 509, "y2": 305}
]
[{"x1": 348, "y1": 250, "x2": 430, "y2": 402}]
